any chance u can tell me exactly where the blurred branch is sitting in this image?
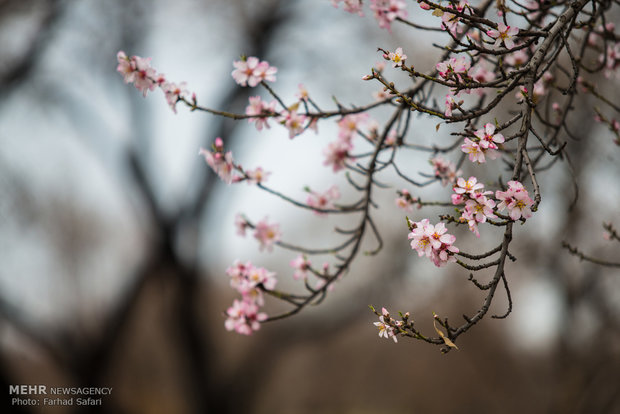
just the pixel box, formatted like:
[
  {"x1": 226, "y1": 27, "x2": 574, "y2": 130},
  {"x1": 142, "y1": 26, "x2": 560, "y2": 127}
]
[
  {"x1": 0, "y1": 0, "x2": 63, "y2": 100},
  {"x1": 562, "y1": 241, "x2": 620, "y2": 268}
]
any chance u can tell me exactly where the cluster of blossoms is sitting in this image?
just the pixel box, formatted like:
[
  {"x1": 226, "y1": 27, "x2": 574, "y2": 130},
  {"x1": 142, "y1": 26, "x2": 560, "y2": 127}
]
[
  {"x1": 231, "y1": 56, "x2": 277, "y2": 87},
  {"x1": 452, "y1": 177, "x2": 534, "y2": 236},
  {"x1": 408, "y1": 219, "x2": 459, "y2": 267},
  {"x1": 330, "y1": 0, "x2": 364, "y2": 16},
  {"x1": 199, "y1": 138, "x2": 270, "y2": 185},
  {"x1": 437, "y1": 55, "x2": 499, "y2": 114},
  {"x1": 199, "y1": 138, "x2": 237, "y2": 184},
  {"x1": 441, "y1": 62, "x2": 498, "y2": 115},
  {"x1": 436, "y1": 56, "x2": 471, "y2": 82},
  {"x1": 452, "y1": 176, "x2": 497, "y2": 237},
  {"x1": 332, "y1": 0, "x2": 407, "y2": 31},
  {"x1": 224, "y1": 261, "x2": 277, "y2": 335},
  {"x1": 323, "y1": 113, "x2": 367, "y2": 172},
  {"x1": 290, "y1": 255, "x2": 334, "y2": 290},
  {"x1": 116, "y1": 51, "x2": 191, "y2": 113},
  {"x1": 373, "y1": 307, "x2": 403, "y2": 343},
  {"x1": 495, "y1": 180, "x2": 534, "y2": 221},
  {"x1": 369, "y1": 0, "x2": 408, "y2": 31},
  {"x1": 436, "y1": 0, "x2": 471, "y2": 35},
  {"x1": 243, "y1": 80, "x2": 315, "y2": 138},
  {"x1": 461, "y1": 122, "x2": 505, "y2": 164},
  {"x1": 430, "y1": 156, "x2": 460, "y2": 186}
]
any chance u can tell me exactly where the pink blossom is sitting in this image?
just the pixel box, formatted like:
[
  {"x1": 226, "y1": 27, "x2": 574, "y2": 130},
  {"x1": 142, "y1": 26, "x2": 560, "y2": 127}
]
[
  {"x1": 283, "y1": 110, "x2": 307, "y2": 139},
  {"x1": 451, "y1": 193, "x2": 465, "y2": 205},
  {"x1": 436, "y1": 56, "x2": 471, "y2": 80},
  {"x1": 116, "y1": 51, "x2": 135, "y2": 83},
  {"x1": 245, "y1": 96, "x2": 277, "y2": 131},
  {"x1": 116, "y1": 52, "x2": 158, "y2": 97},
  {"x1": 253, "y1": 217, "x2": 281, "y2": 252},
  {"x1": 454, "y1": 176, "x2": 484, "y2": 196},
  {"x1": 505, "y1": 49, "x2": 528, "y2": 67},
  {"x1": 395, "y1": 196, "x2": 413, "y2": 212},
  {"x1": 162, "y1": 81, "x2": 189, "y2": 113},
  {"x1": 430, "y1": 243, "x2": 459, "y2": 267},
  {"x1": 461, "y1": 138, "x2": 486, "y2": 163},
  {"x1": 516, "y1": 79, "x2": 548, "y2": 103},
  {"x1": 385, "y1": 129, "x2": 397, "y2": 146},
  {"x1": 246, "y1": 167, "x2": 270, "y2": 184},
  {"x1": 467, "y1": 29, "x2": 482, "y2": 45},
  {"x1": 338, "y1": 113, "x2": 368, "y2": 142},
  {"x1": 331, "y1": 0, "x2": 364, "y2": 16},
  {"x1": 225, "y1": 299, "x2": 268, "y2": 335},
  {"x1": 132, "y1": 56, "x2": 158, "y2": 96},
  {"x1": 441, "y1": 10, "x2": 460, "y2": 35},
  {"x1": 296, "y1": 83, "x2": 309, "y2": 101},
  {"x1": 487, "y1": 22, "x2": 519, "y2": 49},
  {"x1": 469, "y1": 62, "x2": 495, "y2": 95},
  {"x1": 323, "y1": 140, "x2": 352, "y2": 172},
  {"x1": 495, "y1": 180, "x2": 534, "y2": 220},
  {"x1": 199, "y1": 144, "x2": 236, "y2": 185},
  {"x1": 439, "y1": 1, "x2": 469, "y2": 35},
  {"x1": 388, "y1": 47, "x2": 407, "y2": 67},
  {"x1": 373, "y1": 307, "x2": 399, "y2": 343},
  {"x1": 226, "y1": 260, "x2": 277, "y2": 306},
  {"x1": 600, "y1": 44, "x2": 620, "y2": 78},
  {"x1": 232, "y1": 57, "x2": 259, "y2": 86},
  {"x1": 395, "y1": 189, "x2": 417, "y2": 212},
  {"x1": 427, "y1": 222, "x2": 455, "y2": 250},
  {"x1": 254, "y1": 60, "x2": 278, "y2": 83},
  {"x1": 408, "y1": 218, "x2": 433, "y2": 257},
  {"x1": 444, "y1": 93, "x2": 459, "y2": 117},
  {"x1": 460, "y1": 208, "x2": 480, "y2": 237},
  {"x1": 373, "y1": 88, "x2": 391, "y2": 101},
  {"x1": 461, "y1": 194, "x2": 497, "y2": 236},
  {"x1": 290, "y1": 255, "x2": 311, "y2": 280},
  {"x1": 473, "y1": 123, "x2": 505, "y2": 149},
  {"x1": 430, "y1": 156, "x2": 460, "y2": 186},
  {"x1": 409, "y1": 219, "x2": 459, "y2": 267},
  {"x1": 306, "y1": 185, "x2": 340, "y2": 214},
  {"x1": 470, "y1": 63, "x2": 495, "y2": 84},
  {"x1": 522, "y1": 0, "x2": 541, "y2": 20},
  {"x1": 246, "y1": 265, "x2": 277, "y2": 291},
  {"x1": 461, "y1": 136, "x2": 499, "y2": 163},
  {"x1": 370, "y1": 0, "x2": 408, "y2": 31},
  {"x1": 232, "y1": 57, "x2": 277, "y2": 87}
]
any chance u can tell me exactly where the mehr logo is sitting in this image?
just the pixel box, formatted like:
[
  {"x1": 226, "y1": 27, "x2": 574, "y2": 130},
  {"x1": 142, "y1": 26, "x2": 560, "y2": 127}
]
[{"x1": 9, "y1": 385, "x2": 47, "y2": 395}]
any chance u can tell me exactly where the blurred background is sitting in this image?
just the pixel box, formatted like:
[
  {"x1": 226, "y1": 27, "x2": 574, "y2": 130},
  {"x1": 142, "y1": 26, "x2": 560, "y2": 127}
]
[{"x1": 0, "y1": 0, "x2": 619, "y2": 413}]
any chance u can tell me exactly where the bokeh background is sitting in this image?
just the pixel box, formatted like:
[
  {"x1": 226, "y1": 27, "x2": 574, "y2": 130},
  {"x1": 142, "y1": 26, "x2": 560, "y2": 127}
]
[{"x1": 1, "y1": 0, "x2": 619, "y2": 413}]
